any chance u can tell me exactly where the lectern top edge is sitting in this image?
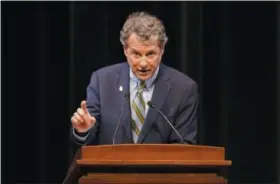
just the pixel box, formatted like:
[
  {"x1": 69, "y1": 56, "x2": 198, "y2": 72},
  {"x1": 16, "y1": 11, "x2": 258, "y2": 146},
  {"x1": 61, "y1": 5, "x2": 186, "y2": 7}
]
[{"x1": 81, "y1": 144, "x2": 225, "y2": 150}]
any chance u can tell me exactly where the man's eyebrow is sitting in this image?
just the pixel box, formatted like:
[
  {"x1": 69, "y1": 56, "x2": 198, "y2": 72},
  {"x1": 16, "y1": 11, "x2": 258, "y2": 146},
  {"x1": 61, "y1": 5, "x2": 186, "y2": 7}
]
[{"x1": 131, "y1": 48, "x2": 139, "y2": 52}]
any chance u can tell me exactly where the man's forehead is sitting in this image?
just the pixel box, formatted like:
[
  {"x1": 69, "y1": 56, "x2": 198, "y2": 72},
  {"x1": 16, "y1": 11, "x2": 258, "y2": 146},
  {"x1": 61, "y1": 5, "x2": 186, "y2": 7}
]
[
  {"x1": 129, "y1": 44, "x2": 158, "y2": 51},
  {"x1": 127, "y1": 33, "x2": 160, "y2": 47}
]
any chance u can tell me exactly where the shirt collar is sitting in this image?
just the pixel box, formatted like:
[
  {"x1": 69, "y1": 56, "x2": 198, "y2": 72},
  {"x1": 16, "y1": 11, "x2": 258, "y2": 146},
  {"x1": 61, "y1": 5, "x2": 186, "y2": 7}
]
[{"x1": 129, "y1": 66, "x2": 159, "y2": 89}]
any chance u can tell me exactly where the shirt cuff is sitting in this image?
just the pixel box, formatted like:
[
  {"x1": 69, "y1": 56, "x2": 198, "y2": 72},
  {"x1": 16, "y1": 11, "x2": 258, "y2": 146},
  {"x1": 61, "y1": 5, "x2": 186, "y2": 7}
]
[{"x1": 72, "y1": 128, "x2": 89, "y2": 142}]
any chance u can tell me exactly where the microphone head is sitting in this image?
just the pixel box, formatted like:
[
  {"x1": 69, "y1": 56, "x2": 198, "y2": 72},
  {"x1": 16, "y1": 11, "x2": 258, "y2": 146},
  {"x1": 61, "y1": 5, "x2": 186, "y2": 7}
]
[{"x1": 147, "y1": 101, "x2": 155, "y2": 108}]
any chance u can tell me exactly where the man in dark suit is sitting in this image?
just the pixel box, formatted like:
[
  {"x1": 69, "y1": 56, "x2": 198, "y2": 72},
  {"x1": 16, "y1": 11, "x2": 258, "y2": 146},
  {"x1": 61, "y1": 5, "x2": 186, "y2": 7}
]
[{"x1": 70, "y1": 11, "x2": 199, "y2": 146}]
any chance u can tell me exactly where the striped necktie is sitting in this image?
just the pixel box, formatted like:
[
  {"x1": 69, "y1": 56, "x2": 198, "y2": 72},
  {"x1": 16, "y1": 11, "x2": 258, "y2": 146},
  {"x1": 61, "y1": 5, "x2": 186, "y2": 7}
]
[{"x1": 131, "y1": 80, "x2": 146, "y2": 143}]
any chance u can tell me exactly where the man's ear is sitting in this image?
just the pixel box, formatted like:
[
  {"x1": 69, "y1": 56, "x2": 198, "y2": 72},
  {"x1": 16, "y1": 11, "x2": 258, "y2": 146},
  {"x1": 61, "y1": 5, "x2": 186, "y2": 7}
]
[
  {"x1": 159, "y1": 42, "x2": 165, "y2": 56},
  {"x1": 160, "y1": 47, "x2": 165, "y2": 56},
  {"x1": 123, "y1": 45, "x2": 129, "y2": 57}
]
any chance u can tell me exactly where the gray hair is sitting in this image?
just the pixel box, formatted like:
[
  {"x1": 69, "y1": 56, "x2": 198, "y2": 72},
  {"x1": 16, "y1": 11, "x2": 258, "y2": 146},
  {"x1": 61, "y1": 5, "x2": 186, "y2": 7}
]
[{"x1": 120, "y1": 11, "x2": 168, "y2": 47}]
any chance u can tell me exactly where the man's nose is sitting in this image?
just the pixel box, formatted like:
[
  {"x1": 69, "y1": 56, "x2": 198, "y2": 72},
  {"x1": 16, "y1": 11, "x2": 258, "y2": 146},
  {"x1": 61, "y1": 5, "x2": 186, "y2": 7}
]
[{"x1": 139, "y1": 58, "x2": 148, "y2": 67}]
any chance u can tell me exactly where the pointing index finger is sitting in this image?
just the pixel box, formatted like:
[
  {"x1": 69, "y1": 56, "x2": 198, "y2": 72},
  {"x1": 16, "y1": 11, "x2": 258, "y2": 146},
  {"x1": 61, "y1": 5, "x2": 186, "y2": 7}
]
[{"x1": 81, "y1": 100, "x2": 88, "y2": 112}]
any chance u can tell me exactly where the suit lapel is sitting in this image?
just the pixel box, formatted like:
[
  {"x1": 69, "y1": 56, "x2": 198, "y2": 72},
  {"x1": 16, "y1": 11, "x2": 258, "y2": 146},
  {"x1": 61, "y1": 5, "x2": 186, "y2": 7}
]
[
  {"x1": 116, "y1": 63, "x2": 133, "y2": 143},
  {"x1": 137, "y1": 64, "x2": 170, "y2": 143}
]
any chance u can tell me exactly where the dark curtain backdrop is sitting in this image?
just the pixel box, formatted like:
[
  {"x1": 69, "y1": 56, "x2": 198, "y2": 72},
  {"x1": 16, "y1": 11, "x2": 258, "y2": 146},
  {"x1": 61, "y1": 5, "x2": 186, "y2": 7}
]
[{"x1": 2, "y1": 1, "x2": 280, "y2": 184}]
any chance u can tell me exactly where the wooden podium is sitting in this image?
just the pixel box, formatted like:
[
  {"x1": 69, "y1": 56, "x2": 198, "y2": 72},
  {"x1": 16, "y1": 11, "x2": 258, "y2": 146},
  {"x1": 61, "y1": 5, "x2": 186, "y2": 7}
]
[{"x1": 63, "y1": 144, "x2": 231, "y2": 184}]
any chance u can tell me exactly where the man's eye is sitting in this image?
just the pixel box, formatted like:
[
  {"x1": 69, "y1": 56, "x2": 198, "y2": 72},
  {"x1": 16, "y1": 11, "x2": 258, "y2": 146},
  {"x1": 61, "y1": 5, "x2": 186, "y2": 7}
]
[
  {"x1": 147, "y1": 52, "x2": 155, "y2": 56},
  {"x1": 133, "y1": 52, "x2": 141, "y2": 56}
]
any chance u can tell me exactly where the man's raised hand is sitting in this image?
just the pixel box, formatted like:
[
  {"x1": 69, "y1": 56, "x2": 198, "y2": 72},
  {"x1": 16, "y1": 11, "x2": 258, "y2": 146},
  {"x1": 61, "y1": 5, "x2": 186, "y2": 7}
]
[{"x1": 71, "y1": 100, "x2": 96, "y2": 133}]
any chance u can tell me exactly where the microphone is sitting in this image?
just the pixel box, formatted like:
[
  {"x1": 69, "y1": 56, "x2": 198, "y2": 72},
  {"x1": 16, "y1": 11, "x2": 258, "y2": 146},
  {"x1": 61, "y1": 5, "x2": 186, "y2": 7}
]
[
  {"x1": 147, "y1": 101, "x2": 187, "y2": 144},
  {"x1": 112, "y1": 86, "x2": 130, "y2": 144}
]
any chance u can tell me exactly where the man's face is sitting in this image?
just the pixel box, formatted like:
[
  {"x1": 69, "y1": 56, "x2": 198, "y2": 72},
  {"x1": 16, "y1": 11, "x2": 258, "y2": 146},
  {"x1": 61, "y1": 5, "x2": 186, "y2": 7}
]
[{"x1": 124, "y1": 33, "x2": 164, "y2": 81}]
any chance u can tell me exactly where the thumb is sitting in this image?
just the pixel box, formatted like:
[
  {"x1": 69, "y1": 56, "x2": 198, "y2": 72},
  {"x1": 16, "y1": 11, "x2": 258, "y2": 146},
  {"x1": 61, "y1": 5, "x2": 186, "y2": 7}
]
[
  {"x1": 81, "y1": 100, "x2": 89, "y2": 114},
  {"x1": 90, "y1": 115, "x2": 96, "y2": 123}
]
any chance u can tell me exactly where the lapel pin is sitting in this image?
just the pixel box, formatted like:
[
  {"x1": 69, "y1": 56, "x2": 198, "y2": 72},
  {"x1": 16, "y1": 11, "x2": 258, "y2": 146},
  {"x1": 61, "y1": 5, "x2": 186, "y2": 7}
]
[{"x1": 119, "y1": 86, "x2": 123, "y2": 92}]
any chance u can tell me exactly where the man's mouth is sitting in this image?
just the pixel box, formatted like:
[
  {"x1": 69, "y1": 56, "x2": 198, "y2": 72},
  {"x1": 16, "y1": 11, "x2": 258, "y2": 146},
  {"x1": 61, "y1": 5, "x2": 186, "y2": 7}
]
[{"x1": 138, "y1": 69, "x2": 149, "y2": 75}]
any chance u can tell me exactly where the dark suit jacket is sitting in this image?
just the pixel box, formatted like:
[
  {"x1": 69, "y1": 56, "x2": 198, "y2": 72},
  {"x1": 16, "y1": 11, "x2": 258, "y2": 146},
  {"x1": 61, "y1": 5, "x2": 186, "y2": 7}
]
[{"x1": 71, "y1": 62, "x2": 199, "y2": 145}]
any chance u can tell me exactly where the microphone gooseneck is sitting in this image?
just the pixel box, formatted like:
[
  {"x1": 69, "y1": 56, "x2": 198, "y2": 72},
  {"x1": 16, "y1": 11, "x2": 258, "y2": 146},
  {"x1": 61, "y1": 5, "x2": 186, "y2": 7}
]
[
  {"x1": 112, "y1": 90, "x2": 130, "y2": 144},
  {"x1": 147, "y1": 101, "x2": 186, "y2": 144}
]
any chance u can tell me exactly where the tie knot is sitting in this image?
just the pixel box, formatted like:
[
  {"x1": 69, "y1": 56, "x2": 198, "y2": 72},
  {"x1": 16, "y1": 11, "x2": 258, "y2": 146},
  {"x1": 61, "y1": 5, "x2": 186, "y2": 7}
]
[{"x1": 139, "y1": 80, "x2": 146, "y2": 90}]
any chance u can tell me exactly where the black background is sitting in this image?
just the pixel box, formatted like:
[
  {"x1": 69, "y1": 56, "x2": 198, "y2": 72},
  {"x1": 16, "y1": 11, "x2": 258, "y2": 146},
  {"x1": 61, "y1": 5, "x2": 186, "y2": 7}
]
[{"x1": 2, "y1": 1, "x2": 280, "y2": 183}]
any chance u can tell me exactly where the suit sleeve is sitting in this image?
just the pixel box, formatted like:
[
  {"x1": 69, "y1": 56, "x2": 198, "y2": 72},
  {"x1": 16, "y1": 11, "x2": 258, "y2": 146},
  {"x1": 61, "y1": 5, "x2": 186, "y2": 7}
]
[
  {"x1": 71, "y1": 71, "x2": 101, "y2": 146},
  {"x1": 169, "y1": 82, "x2": 199, "y2": 144}
]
